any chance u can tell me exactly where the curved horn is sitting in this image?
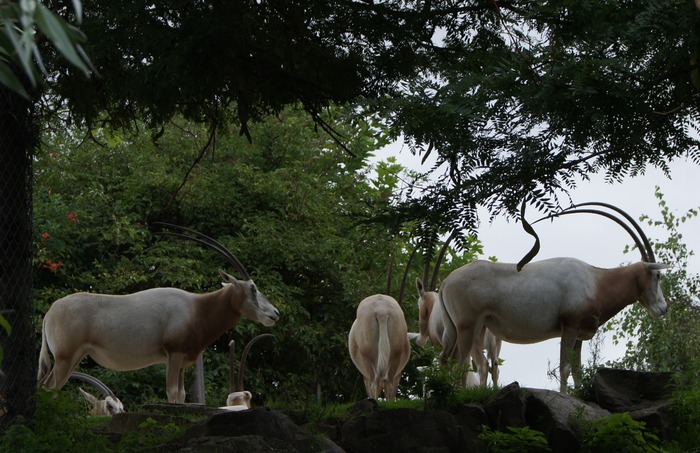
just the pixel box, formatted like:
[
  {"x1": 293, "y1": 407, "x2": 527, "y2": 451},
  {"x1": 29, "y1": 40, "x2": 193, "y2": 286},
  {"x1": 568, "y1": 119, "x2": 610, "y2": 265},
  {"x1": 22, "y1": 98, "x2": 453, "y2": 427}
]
[
  {"x1": 153, "y1": 222, "x2": 251, "y2": 280},
  {"x1": 386, "y1": 253, "x2": 395, "y2": 296},
  {"x1": 532, "y1": 204, "x2": 652, "y2": 262},
  {"x1": 397, "y1": 246, "x2": 419, "y2": 305},
  {"x1": 517, "y1": 200, "x2": 541, "y2": 271},
  {"x1": 237, "y1": 333, "x2": 274, "y2": 391},
  {"x1": 573, "y1": 202, "x2": 655, "y2": 263},
  {"x1": 70, "y1": 372, "x2": 117, "y2": 399},
  {"x1": 430, "y1": 230, "x2": 459, "y2": 291}
]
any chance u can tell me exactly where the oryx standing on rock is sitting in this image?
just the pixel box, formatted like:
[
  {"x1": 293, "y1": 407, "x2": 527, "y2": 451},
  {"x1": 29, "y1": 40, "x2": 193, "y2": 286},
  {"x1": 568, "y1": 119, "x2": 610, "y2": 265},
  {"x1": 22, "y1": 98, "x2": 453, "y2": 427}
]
[
  {"x1": 439, "y1": 202, "x2": 670, "y2": 392},
  {"x1": 38, "y1": 224, "x2": 280, "y2": 403}
]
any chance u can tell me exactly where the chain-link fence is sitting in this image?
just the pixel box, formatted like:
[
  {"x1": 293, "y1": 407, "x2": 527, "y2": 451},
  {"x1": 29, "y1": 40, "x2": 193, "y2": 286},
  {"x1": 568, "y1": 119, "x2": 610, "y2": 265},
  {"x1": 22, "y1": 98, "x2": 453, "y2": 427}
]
[{"x1": 0, "y1": 85, "x2": 38, "y2": 430}]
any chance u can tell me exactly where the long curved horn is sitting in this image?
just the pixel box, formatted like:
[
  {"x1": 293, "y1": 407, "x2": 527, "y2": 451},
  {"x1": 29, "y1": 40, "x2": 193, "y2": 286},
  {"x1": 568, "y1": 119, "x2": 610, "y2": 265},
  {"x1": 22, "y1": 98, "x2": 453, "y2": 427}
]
[
  {"x1": 397, "y1": 246, "x2": 419, "y2": 305},
  {"x1": 532, "y1": 204, "x2": 652, "y2": 262},
  {"x1": 70, "y1": 372, "x2": 117, "y2": 399},
  {"x1": 237, "y1": 333, "x2": 274, "y2": 391},
  {"x1": 517, "y1": 200, "x2": 541, "y2": 271},
  {"x1": 152, "y1": 222, "x2": 251, "y2": 280},
  {"x1": 386, "y1": 253, "x2": 395, "y2": 296},
  {"x1": 574, "y1": 202, "x2": 655, "y2": 263},
  {"x1": 430, "y1": 230, "x2": 459, "y2": 291}
]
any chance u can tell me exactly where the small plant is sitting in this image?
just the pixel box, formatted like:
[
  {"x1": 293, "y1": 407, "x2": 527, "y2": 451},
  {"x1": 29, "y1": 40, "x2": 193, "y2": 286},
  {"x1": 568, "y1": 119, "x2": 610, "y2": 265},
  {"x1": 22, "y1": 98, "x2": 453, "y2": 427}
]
[
  {"x1": 117, "y1": 417, "x2": 186, "y2": 451},
  {"x1": 580, "y1": 412, "x2": 664, "y2": 452},
  {"x1": 478, "y1": 425, "x2": 551, "y2": 452},
  {"x1": 421, "y1": 361, "x2": 464, "y2": 409}
]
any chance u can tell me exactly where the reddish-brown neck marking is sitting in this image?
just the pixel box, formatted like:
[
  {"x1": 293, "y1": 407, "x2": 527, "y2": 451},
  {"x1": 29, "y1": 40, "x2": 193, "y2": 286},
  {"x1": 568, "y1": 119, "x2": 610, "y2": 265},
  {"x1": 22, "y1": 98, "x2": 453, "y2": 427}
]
[
  {"x1": 182, "y1": 285, "x2": 243, "y2": 358},
  {"x1": 593, "y1": 263, "x2": 647, "y2": 325}
]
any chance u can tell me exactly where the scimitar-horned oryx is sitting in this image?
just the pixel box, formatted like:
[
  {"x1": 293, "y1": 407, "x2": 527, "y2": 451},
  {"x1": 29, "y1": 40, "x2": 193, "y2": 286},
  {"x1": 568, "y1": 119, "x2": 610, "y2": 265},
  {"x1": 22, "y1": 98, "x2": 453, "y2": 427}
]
[
  {"x1": 439, "y1": 202, "x2": 669, "y2": 392},
  {"x1": 407, "y1": 231, "x2": 502, "y2": 386},
  {"x1": 349, "y1": 294, "x2": 411, "y2": 401},
  {"x1": 38, "y1": 224, "x2": 280, "y2": 403}
]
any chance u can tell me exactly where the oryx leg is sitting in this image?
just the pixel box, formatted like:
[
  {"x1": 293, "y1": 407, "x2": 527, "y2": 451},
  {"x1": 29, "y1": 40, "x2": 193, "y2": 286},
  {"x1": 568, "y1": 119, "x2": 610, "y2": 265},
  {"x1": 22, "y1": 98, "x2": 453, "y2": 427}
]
[
  {"x1": 471, "y1": 329, "x2": 489, "y2": 387},
  {"x1": 486, "y1": 333, "x2": 502, "y2": 387},
  {"x1": 166, "y1": 352, "x2": 186, "y2": 403},
  {"x1": 559, "y1": 328, "x2": 578, "y2": 393},
  {"x1": 455, "y1": 321, "x2": 482, "y2": 387},
  {"x1": 384, "y1": 375, "x2": 399, "y2": 401},
  {"x1": 43, "y1": 350, "x2": 85, "y2": 390},
  {"x1": 571, "y1": 339, "x2": 583, "y2": 389}
]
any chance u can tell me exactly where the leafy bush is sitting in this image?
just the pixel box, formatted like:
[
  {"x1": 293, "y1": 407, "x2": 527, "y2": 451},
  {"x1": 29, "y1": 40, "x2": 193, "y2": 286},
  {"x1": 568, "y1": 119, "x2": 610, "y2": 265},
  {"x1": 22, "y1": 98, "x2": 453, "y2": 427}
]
[
  {"x1": 0, "y1": 389, "x2": 186, "y2": 452},
  {"x1": 0, "y1": 390, "x2": 111, "y2": 453},
  {"x1": 478, "y1": 425, "x2": 551, "y2": 453},
  {"x1": 668, "y1": 368, "x2": 700, "y2": 450},
  {"x1": 580, "y1": 412, "x2": 663, "y2": 453}
]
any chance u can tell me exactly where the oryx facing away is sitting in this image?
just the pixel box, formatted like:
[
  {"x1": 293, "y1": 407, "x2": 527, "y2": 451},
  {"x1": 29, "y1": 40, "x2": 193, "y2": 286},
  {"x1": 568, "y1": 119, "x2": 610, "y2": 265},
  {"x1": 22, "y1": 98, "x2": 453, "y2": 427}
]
[
  {"x1": 349, "y1": 294, "x2": 411, "y2": 401},
  {"x1": 439, "y1": 202, "x2": 669, "y2": 392},
  {"x1": 38, "y1": 225, "x2": 280, "y2": 403}
]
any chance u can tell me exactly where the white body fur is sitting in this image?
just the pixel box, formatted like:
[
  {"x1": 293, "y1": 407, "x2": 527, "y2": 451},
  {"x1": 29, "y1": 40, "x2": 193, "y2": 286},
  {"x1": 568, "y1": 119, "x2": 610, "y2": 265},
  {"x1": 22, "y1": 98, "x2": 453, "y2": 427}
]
[
  {"x1": 439, "y1": 258, "x2": 668, "y2": 392},
  {"x1": 219, "y1": 390, "x2": 252, "y2": 411},
  {"x1": 412, "y1": 277, "x2": 502, "y2": 387},
  {"x1": 78, "y1": 388, "x2": 125, "y2": 416},
  {"x1": 38, "y1": 270, "x2": 279, "y2": 403},
  {"x1": 349, "y1": 295, "x2": 411, "y2": 400}
]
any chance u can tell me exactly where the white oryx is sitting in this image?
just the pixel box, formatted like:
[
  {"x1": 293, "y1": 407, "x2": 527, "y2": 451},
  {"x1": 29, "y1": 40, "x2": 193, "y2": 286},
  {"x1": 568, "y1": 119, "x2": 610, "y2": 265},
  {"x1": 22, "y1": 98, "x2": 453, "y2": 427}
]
[
  {"x1": 38, "y1": 225, "x2": 280, "y2": 403},
  {"x1": 78, "y1": 388, "x2": 125, "y2": 416},
  {"x1": 349, "y1": 294, "x2": 411, "y2": 400},
  {"x1": 413, "y1": 277, "x2": 501, "y2": 387},
  {"x1": 439, "y1": 202, "x2": 669, "y2": 392},
  {"x1": 71, "y1": 371, "x2": 125, "y2": 416}
]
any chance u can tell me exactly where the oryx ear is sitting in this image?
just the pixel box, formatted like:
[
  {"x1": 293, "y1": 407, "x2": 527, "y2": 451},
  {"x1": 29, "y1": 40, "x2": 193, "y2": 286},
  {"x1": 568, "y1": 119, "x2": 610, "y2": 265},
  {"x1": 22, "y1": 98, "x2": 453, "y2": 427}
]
[
  {"x1": 415, "y1": 277, "x2": 425, "y2": 295},
  {"x1": 646, "y1": 263, "x2": 671, "y2": 271},
  {"x1": 78, "y1": 388, "x2": 98, "y2": 404},
  {"x1": 219, "y1": 269, "x2": 237, "y2": 284}
]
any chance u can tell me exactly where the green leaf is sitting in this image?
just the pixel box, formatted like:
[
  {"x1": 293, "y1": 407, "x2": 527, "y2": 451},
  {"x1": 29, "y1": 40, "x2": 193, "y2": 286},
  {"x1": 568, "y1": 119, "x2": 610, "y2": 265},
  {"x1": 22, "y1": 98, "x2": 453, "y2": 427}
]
[
  {"x1": 34, "y1": 3, "x2": 90, "y2": 75},
  {"x1": 0, "y1": 60, "x2": 29, "y2": 98},
  {"x1": 0, "y1": 313, "x2": 11, "y2": 336}
]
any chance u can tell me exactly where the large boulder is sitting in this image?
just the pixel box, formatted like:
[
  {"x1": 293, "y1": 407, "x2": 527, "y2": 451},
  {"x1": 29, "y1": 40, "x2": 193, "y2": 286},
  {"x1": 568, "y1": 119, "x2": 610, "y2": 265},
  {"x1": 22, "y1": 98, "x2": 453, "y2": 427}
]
[
  {"x1": 482, "y1": 382, "x2": 527, "y2": 430},
  {"x1": 339, "y1": 408, "x2": 468, "y2": 453},
  {"x1": 593, "y1": 368, "x2": 674, "y2": 412},
  {"x1": 524, "y1": 388, "x2": 610, "y2": 453},
  {"x1": 180, "y1": 407, "x2": 343, "y2": 452},
  {"x1": 593, "y1": 368, "x2": 677, "y2": 442}
]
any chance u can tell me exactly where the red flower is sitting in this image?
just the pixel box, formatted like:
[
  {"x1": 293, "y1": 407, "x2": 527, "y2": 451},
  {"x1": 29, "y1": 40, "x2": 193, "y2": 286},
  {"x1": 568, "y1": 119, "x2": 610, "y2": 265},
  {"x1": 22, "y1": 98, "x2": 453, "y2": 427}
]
[
  {"x1": 67, "y1": 213, "x2": 78, "y2": 222},
  {"x1": 43, "y1": 260, "x2": 64, "y2": 273},
  {"x1": 42, "y1": 232, "x2": 50, "y2": 239}
]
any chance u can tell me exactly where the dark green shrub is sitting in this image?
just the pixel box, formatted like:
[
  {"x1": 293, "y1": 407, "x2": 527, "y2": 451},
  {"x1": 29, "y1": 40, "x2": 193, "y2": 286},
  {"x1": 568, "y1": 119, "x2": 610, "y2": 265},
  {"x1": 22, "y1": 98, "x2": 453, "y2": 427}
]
[
  {"x1": 581, "y1": 412, "x2": 663, "y2": 452},
  {"x1": 478, "y1": 425, "x2": 551, "y2": 452}
]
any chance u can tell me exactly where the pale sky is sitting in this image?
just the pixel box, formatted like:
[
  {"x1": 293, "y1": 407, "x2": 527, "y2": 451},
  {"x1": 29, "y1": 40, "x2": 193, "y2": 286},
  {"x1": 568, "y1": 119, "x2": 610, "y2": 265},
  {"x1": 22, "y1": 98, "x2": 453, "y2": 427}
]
[{"x1": 375, "y1": 142, "x2": 700, "y2": 390}]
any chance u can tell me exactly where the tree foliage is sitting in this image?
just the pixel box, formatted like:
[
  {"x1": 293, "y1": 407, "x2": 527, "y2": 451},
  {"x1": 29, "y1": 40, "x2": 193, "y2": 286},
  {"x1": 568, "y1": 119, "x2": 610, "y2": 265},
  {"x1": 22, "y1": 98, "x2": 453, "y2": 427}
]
[
  {"x1": 0, "y1": 0, "x2": 91, "y2": 97},
  {"x1": 365, "y1": 0, "x2": 700, "y2": 230},
  {"x1": 33, "y1": 106, "x2": 474, "y2": 406},
  {"x1": 607, "y1": 188, "x2": 700, "y2": 375},
  {"x1": 26, "y1": 0, "x2": 699, "y2": 237}
]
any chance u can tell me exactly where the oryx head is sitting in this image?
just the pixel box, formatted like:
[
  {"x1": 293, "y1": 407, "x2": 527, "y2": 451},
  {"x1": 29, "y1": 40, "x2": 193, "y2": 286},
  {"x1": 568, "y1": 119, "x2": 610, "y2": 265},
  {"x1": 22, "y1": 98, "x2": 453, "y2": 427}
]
[
  {"x1": 639, "y1": 262, "x2": 670, "y2": 318},
  {"x1": 219, "y1": 270, "x2": 279, "y2": 326}
]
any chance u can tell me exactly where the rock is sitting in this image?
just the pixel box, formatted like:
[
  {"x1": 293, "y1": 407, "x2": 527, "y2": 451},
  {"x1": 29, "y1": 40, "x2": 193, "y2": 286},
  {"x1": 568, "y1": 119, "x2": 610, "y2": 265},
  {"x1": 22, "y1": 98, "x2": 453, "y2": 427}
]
[
  {"x1": 524, "y1": 388, "x2": 610, "y2": 453},
  {"x1": 107, "y1": 411, "x2": 195, "y2": 434},
  {"x1": 181, "y1": 407, "x2": 343, "y2": 453},
  {"x1": 339, "y1": 408, "x2": 467, "y2": 453},
  {"x1": 450, "y1": 403, "x2": 489, "y2": 452},
  {"x1": 593, "y1": 368, "x2": 674, "y2": 412},
  {"x1": 483, "y1": 382, "x2": 527, "y2": 429},
  {"x1": 629, "y1": 400, "x2": 677, "y2": 443}
]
